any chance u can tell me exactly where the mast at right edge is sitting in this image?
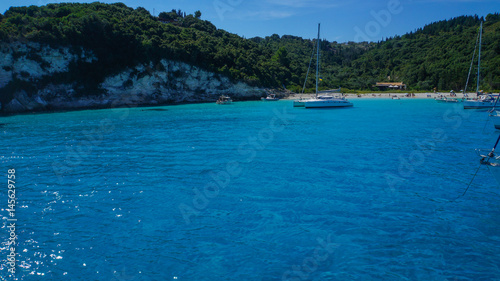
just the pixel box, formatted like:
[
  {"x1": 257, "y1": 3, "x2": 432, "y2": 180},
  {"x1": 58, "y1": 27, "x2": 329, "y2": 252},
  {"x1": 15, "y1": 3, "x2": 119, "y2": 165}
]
[
  {"x1": 316, "y1": 23, "x2": 320, "y2": 98},
  {"x1": 477, "y1": 21, "x2": 482, "y2": 94}
]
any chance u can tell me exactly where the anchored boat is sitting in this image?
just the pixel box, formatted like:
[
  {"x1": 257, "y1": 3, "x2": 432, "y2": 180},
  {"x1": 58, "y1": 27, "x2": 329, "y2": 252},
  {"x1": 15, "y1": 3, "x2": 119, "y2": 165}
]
[
  {"x1": 296, "y1": 24, "x2": 352, "y2": 109},
  {"x1": 216, "y1": 95, "x2": 232, "y2": 105},
  {"x1": 463, "y1": 94, "x2": 499, "y2": 109},
  {"x1": 261, "y1": 94, "x2": 279, "y2": 101}
]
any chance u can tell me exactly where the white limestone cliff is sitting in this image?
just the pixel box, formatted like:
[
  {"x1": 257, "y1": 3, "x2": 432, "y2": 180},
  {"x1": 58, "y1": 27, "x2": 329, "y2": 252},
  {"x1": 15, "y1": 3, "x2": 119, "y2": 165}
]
[{"x1": 0, "y1": 42, "x2": 268, "y2": 113}]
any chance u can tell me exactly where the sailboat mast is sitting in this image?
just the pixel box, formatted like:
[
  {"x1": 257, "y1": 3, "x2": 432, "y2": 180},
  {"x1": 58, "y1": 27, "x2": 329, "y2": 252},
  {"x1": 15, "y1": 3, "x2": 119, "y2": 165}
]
[
  {"x1": 316, "y1": 23, "x2": 320, "y2": 98},
  {"x1": 477, "y1": 21, "x2": 482, "y2": 94}
]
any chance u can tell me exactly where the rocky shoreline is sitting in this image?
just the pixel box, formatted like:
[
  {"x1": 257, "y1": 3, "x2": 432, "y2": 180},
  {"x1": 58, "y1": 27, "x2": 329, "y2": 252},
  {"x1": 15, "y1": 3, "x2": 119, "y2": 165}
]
[{"x1": 0, "y1": 42, "x2": 288, "y2": 115}]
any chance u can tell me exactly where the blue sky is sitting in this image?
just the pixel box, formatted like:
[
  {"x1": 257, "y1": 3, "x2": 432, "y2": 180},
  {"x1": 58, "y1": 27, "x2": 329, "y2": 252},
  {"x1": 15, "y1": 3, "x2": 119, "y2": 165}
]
[{"x1": 2, "y1": 0, "x2": 499, "y2": 42}]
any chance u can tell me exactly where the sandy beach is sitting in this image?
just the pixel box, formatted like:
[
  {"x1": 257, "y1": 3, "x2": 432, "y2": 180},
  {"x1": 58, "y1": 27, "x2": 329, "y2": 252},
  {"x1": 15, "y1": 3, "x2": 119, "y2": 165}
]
[{"x1": 283, "y1": 92, "x2": 488, "y2": 100}]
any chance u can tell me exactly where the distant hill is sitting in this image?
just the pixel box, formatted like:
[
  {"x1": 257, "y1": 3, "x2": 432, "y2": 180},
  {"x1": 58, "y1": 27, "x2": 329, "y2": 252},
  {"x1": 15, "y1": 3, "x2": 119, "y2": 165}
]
[
  {"x1": 347, "y1": 14, "x2": 500, "y2": 91},
  {"x1": 255, "y1": 13, "x2": 500, "y2": 92},
  {"x1": 0, "y1": 3, "x2": 498, "y2": 112}
]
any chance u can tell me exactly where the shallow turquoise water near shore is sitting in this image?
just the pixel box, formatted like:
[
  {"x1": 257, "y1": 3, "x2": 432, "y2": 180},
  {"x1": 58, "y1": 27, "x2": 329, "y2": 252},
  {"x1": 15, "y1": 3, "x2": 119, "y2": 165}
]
[{"x1": 1, "y1": 99, "x2": 500, "y2": 280}]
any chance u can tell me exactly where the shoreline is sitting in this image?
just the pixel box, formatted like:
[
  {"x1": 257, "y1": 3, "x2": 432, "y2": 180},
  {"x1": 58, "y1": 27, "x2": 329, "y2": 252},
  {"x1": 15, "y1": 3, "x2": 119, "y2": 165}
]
[
  {"x1": 283, "y1": 92, "x2": 483, "y2": 100},
  {"x1": 0, "y1": 92, "x2": 492, "y2": 118}
]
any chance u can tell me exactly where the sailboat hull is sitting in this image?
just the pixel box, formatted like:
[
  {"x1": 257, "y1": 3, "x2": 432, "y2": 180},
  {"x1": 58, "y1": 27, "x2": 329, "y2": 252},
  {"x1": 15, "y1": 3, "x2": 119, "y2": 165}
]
[
  {"x1": 293, "y1": 100, "x2": 306, "y2": 107},
  {"x1": 304, "y1": 99, "x2": 353, "y2": 108},
  {"x1": 463, "y1": 100, "x2": 496, "y2": 109}
]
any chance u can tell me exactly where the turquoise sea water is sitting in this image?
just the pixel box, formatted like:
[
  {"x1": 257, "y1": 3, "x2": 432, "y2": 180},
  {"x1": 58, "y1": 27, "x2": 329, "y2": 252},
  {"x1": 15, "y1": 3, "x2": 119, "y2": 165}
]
[{"x1": 1, "y1": 99, "x2": 500, "y2": 280}]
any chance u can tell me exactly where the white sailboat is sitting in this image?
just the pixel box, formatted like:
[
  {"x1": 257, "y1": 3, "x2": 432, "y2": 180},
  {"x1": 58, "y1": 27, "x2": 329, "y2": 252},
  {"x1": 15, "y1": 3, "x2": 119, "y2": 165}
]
[
  {"x1": 464, "y1": 94, "x2": 499, "y2": 109},
  {"x1": 462, "y1": 22, "x2": 497, "y2": 109},
  {"x1": 304, "y1": 24, "x2": 352, "y2": 109},
  {"x1": 294, "y1": 24, "x2": 353, "y2": 109}
]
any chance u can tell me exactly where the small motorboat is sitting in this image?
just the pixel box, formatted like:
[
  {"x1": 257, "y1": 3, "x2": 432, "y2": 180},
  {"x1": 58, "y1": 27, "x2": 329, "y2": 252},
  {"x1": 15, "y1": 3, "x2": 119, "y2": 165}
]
[
  {"x1": 435, "y1": 96, "x2": 460, "y2": 103},
  {"x1": 216, "y1": 95, "x2": 232, "y2": 105},
  {"x1": 261, "y1": 94, "x2": 279, "y2": 101}
]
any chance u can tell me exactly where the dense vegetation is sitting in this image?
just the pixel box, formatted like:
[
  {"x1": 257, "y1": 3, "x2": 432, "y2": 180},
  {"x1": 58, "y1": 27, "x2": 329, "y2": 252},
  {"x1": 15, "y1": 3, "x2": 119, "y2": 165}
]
[
  {"x1": 256, "y1": 14, "x2": 500, "y2": 92},
  {"x1": 0, "y1": 2, "x2": 499, "y2": 93}
]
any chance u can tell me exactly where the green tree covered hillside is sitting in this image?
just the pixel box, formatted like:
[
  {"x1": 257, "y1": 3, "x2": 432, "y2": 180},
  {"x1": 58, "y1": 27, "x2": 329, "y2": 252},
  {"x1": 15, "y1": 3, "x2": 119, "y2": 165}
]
[{"x1": 0, "y1": 2, "x2": 498, "y2": 93}]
